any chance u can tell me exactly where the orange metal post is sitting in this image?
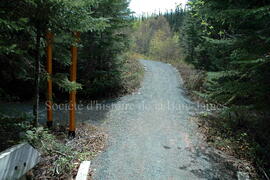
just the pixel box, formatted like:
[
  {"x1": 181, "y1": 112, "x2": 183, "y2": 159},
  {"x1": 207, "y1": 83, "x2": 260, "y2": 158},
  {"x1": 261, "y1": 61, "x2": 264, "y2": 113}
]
[
  {"x1": 46, "y1": 32, "x2": 53, "y2": 128},
  {"x1": 69, "y1": 32, "x2": 80, "y2": 138}
]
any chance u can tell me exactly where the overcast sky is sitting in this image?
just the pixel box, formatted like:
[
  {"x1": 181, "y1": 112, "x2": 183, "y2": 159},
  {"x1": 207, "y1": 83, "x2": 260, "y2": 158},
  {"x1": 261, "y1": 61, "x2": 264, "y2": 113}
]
[{"x1": 129, "y1": 0, "x2": 188, "y2": 16}]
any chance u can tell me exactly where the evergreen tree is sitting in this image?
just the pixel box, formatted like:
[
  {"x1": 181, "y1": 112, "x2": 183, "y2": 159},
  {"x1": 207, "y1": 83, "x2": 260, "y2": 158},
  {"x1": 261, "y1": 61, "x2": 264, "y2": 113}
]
[
  {"x1": 0, "y1": 0, "x2": 129, "y2": 123},
  {"x1": 181, "y1": 0, "x2": 270, "y2": 175}
]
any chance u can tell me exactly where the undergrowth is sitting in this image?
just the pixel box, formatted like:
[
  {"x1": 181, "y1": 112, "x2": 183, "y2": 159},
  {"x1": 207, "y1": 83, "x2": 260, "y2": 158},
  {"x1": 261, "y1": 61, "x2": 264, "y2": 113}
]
[
  {"x1": 119, "y1": 52, "x2": 144, "y2": 95},
  {"x1": 0, "y1": 114, "x2": 106, "y2": 179},
  {"x1": 0, "y1": 113, "x2": 31, "y2": 151},
  {"x1": 25, "y1": 127, "x2": 80, "y2": 177},
  {"x1": 77, "y1": 52, "x2": 144, "y2": 100},
  {"x1": 27, "y1": 124, "x2": 106, "y2": 179}
]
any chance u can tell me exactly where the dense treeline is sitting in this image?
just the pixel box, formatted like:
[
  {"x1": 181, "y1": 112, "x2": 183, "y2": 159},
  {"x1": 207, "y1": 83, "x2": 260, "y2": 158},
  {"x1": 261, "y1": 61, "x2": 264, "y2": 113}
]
[
  {"x1": 183, "y1": 0, "x2": 270, "y2": 112},
  {"x1": 181, "y1": 1, "x2": 270, "y2": 176},
  {"x1": 132, "y1": 16, "x2": 181, "y2": 61},
  {"x1": 0, "y1": 0, "x2": 133, "y2": 102},
  {"x1": 132, "y1": 0, "x2": 270, "y2": 177},
  {"x1": 78, "y1": 0, "x2": 134, "y2": 98}
]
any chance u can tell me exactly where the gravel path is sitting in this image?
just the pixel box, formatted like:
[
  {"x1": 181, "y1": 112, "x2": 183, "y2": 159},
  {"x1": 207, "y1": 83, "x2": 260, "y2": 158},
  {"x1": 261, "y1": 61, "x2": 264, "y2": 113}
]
[{"x1": 90, "y1": 60, "x2": 237, "y2": 179}]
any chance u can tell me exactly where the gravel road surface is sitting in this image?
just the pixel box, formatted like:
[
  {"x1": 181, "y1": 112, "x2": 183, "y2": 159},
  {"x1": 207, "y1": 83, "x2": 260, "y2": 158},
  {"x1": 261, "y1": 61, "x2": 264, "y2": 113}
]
[{"x1": 91, "y1": 60, "x2": 237, "y2": 180}]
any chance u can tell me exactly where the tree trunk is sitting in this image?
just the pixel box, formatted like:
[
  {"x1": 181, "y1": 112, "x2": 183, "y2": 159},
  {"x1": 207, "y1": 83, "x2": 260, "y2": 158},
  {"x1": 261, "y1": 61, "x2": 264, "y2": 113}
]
[{"x1": 33, "y1": 29, "x2": 41, "y2": 126}]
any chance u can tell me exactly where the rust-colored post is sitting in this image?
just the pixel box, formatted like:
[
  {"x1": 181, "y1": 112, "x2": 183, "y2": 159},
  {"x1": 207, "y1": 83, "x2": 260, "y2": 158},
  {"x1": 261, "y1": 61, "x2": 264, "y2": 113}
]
[
  {"x1": 69, "y1": 32, "x2": 80, "y2": 138},
  {"x1": 46, "y1": 32, "x2": 53, "y2": 128}
]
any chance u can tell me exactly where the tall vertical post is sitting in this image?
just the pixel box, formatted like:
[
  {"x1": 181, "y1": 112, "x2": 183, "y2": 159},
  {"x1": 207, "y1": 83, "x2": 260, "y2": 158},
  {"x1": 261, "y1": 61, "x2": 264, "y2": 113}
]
[
  {"x1": 46, "y1": 32, "x2": 53, "y2": 128},
  {"x1": 69, "y1": 32, "x2": 80, "y2": 138}
]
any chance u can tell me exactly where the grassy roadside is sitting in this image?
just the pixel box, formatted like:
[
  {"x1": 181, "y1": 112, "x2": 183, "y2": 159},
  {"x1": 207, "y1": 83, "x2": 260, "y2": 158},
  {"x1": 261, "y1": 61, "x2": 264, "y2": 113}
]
[
  {"x1": 77, "y1": 52, "x2": 145, "y2": 100},
  {"x1": 118, "y1": 52, "x2": 145, "y2": 96},
  {"x1": 163, "y1": 59, "x2": 206, "y2": 98}
]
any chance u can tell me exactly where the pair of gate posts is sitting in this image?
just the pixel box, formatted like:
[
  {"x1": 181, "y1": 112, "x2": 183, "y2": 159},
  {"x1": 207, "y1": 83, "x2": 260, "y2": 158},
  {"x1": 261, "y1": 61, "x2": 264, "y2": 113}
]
[{"x1": 46, "y1": 31, "x2": 80, "y2": 137}]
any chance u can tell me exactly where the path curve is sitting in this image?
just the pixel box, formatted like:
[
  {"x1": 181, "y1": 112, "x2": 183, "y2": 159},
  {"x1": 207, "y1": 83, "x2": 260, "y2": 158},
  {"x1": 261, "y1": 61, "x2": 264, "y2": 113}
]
[{"x1": 92, "y1": 60, "x2": 237, "y2": 180}]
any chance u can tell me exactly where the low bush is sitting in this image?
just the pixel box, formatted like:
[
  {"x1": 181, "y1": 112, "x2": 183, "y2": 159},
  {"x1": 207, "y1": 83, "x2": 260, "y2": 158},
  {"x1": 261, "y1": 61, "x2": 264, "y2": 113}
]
[
  {"x1": 119, "y1": 52, "x2": 144, "y2": 95},
  {"x1": 25, "y1": 124, "x2": 107, "y2": 179}
]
